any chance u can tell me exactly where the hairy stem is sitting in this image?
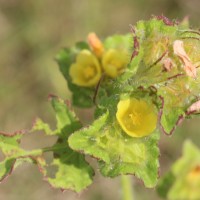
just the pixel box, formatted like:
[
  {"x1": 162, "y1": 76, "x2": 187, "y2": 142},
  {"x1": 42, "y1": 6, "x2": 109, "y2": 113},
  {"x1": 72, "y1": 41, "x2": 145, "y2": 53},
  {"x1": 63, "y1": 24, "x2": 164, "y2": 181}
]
[{"x1": 121, "y1": 175, "x2": 134, "y2": 200}]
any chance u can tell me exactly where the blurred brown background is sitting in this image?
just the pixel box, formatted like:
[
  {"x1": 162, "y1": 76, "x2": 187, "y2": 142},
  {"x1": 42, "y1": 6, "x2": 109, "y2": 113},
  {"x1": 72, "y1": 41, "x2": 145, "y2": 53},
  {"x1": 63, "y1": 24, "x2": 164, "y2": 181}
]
[{"x1": 0, "y1": 0, "x2": 200, "y2": 199}]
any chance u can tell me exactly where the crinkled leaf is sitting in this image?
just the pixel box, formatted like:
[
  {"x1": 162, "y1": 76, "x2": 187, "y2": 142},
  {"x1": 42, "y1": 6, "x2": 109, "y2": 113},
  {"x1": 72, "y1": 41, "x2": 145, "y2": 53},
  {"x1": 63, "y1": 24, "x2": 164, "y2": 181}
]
[
  {"x1": 37, "y1": 143, "x2": 94, "y2": 193},
  {"x1": 103, "y1": 34, "x2": 131, "y2": 50},
  {"x1": 33, "y1": 96, "x2": 82, "y2": 138},
  {"x1": 0, "y1": 132, "x2": 24, "y2": 156},
  {"x1": 157, "y1": 67, "x2": 200, "y2": 134},
  {"x1": 0, "y1": 96, "x2": 94, "y2": 192},
  {"x1": 157, "y1": 141, "x2": 200, "y2": 200},
  {"x1": 113, "y1": 18, "x2": 200, "y2": 134},
  {"x1": 69, "y1": 97, "x2": 160, "y2": 187},
  {"x1": 109, "y1": 19, "x2": 178, "y2": 96},
  {"x1": 128, "y1": 18, "x2": 178, "y2": 87},
  {"x1": 33, "y1": 96, "x2": 94, "y2": 192},
  {"x1": 157, "y1": 76, "x2": 197, "y2": 134},
  {"x1": 0, "y1": 158, "x2": 15, "y2": 181},
  {"x1": 0, "y1": 131, "x2": 41, "y2": 182},
  {"x1": 156, "y1": 35, "x2": 200, "y2": 134},
  {"x1": 0, "y1": 157, "x2": 34, "y2": 182}
]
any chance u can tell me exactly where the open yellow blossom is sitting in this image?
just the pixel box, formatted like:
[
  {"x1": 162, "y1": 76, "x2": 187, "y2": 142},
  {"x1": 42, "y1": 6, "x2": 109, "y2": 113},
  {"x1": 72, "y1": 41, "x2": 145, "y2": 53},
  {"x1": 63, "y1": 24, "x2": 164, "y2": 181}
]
[
  {"x1": 116, "y1": 98, "x2": 158, "y2": 137},
  {"x1": 69, "y1": 50, "x2": 102, "y2": 87},
  {"x1": 102, "y1": 49, "x2": 128, "y2": 78}
]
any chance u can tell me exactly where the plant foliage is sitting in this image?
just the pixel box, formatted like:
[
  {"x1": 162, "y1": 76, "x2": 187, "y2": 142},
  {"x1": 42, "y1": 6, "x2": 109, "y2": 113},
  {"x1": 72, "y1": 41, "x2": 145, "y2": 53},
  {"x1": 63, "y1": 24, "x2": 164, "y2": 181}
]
[{"x1": 1, "y1": 16, "x2": 200, "y2": 194}]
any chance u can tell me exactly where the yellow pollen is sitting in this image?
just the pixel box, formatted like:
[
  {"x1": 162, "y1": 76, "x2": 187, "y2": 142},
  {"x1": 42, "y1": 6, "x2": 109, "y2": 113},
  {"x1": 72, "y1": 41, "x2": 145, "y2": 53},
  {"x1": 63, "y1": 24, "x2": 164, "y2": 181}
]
[
  {"x1": 110, "y1": 60, "x2": 118, "y2": 66},
  {"x1": 187, "y1": 165, "x2": 200, "y2": 181},
  {"x1": 84, "y1": 66, "x2": 95, "y2": 79},
  {"x1": 116, "y1": 98, "x2": 157, "y2": 137},
  {"x1": 129, "y1": 112, "x2": 142, "y2": 126},
  {"x1": 190, "y1": 165, "x2": 200, "y2": 175}
]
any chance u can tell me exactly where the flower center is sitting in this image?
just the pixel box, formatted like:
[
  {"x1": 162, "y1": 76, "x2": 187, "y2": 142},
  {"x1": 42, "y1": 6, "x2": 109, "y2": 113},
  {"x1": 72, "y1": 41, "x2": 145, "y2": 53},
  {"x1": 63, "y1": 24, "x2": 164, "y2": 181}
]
[
  {"x1": 84, "y1": 66, "x2": 95, "y2": 79},
  {"x1": 110, "y1": 59, "x2": 124, "y2": 69},
  {"x1": 129, "y1": 112, "x2": 142, "y2": 126},
  {"x1": 187, "y1": 165, "x2": 200, "y2": 182}
]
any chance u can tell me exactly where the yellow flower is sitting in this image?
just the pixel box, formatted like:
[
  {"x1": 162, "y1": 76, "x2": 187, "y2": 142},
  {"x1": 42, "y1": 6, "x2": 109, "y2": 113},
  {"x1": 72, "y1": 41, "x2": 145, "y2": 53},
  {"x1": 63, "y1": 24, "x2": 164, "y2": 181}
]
[
  {"x1": 102, "y1": 49, "x2": 128, "y2": 78},
  {"x1": 187, "y1": 165, "x2": 200, "y2": 184},
  {"x1": 69, "y1": 50, "x2": 102, "y2": 87},
  {"x1": 116, "y1": 98, "x2": 158, "y2": 137}
]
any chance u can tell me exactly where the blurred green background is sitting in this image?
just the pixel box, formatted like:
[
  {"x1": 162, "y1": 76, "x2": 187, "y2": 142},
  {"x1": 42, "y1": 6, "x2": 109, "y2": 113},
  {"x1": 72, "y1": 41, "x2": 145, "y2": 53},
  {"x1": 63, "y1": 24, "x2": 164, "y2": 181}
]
[{"x1": 0, "y1": 0, "x2": 200, "y2": 199}]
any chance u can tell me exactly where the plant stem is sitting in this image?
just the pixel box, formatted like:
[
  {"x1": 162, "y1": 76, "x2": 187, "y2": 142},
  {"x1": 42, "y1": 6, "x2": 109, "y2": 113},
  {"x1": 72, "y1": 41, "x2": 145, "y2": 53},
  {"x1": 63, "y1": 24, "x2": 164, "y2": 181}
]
[
  {"x1": 121, "y1": 175, "x2": 134, "y2": 200},
  {"x1": 21, "y1": 145, "x2": 67, "y2": 157},
  {"x1": 42, "y1": 145, "x2": 66, "y2": 153}
]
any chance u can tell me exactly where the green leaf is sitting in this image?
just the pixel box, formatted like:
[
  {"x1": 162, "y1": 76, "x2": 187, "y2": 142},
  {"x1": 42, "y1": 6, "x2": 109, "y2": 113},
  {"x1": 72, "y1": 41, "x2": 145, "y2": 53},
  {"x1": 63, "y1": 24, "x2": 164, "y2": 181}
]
[
  {"x1": 157, "y1": 141, "x2": 200, "y2": 200},
  {"x1": 0, "y1": 132, "x2": 24, "y2": 156},
  {"x1": 0, "y1": 159, "x2": 15, "y2": 181},
  {"x1": 33, "y1": 96, "x2": 94, "y2": 192},
  {"x1": 0, "y1": 96, "x2": 94, "y2": 192},
  {"x1": 0, "y1": 131, "x2": 41, "y2": 182},
  {"x1": 103, "y1": 34, "x2": 131, "y2": 50},
  {"x1": 33, "y1": 96, "x2": 82, "y2": 138},
  {"x1": 156, "y1": 33, "x2": 200, "y2": 134},
  {"x1": 113, "y1": 17, "x2": 200, "y2": 134},
  {"x1": 69, "y1": 105, "x2": 160, "y2": 188},
  {"x1": 157, "y1": 76, "x2": 190, "y2": 134},
  {"x1": 108, "y1": 18, "x2": 178, "y2": 96},
  {"x1": 0, "y1": 157, "x2": 34, "y2": 182},
  {"x1": 129, "y1": 18, "x2": 178, "y2": 86},
  {"x1": 37, "y1": 143, "x2": 94, "y2": 192},
  {"x1": 156, "y1": 171, "x2": 176, "y2": 199},
  {"x1": 56, "y1": 42, "x2": 95, "y2": 108}
]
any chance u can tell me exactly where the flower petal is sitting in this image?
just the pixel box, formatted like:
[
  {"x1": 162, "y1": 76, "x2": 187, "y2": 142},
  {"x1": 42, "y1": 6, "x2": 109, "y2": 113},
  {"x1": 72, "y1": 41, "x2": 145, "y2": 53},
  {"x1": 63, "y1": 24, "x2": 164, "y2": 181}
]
[
  {"x1": 116, "y1": 98, "x2": 158, "y2": 137},
  {"x1": 69, "y1": 50, "x2": 102, "y2": 87},
  {"x1": 173, "y1": 40, "x2": 197, "y2": 78},
  {"x1": 102, "y1": 49, "x2": 128, "y2": 78}
]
